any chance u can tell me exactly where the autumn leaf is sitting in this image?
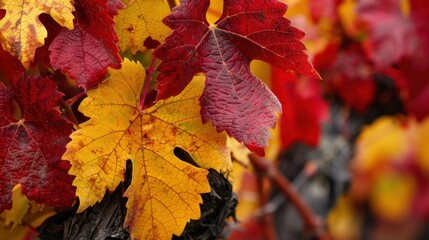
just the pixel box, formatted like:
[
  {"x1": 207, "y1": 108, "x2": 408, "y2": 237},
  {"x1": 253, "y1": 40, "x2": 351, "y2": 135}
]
[
  {"x1": 357, "y1": 0, "x2": 413, "y2": 69},
  {"x1": 356, "y1": 0, "x2": 429, "y2": 119},
  {"x1": 309, "y1": 0, "x2": 342, "y2": 22},
  {"x1": 327, "y1": 194, "x2": 362, "y2": 240},
  {"x1": 0, "y1": 0, "x2": 74, "y2": 68},
  {"x1": 49, "y1": 0, "x2": 122, "y2": 89},
  {"x1": 350, "y1": 117, "x2": 429, "y2": 220},
  {"x1": 115, "y1": 0, "x2": 171, "y2": 53},
  {"x1": 108, "y1": 0, "x2": 125, "y2": 16},
  {"x1": 398, "y1": 0, "x2": 429, "y2": 120},
  {"x1": 314, "y1": 44, "x2": 376, "y2": 112},
  {"x1": 358, "y1": 0, "x2": 428, "y2": 69},
  {"x1": 154, "y1": 0, "x2": 320, "y2": 155},
  {"x1": 0, "y1": 75, "x2": 75, "y2": 213},
  {"x1": 0, "y1": 185, "x2": 55, "y2": 239},
  {"x1": 1, "y1": 185, "x2": 30, "y2": 230},
  {"x1": 271, "y1": 68, "x2": 327, "y2": 150},
  {"x1": 64, "y1": 59, "x2": 231, "y2": 239}
]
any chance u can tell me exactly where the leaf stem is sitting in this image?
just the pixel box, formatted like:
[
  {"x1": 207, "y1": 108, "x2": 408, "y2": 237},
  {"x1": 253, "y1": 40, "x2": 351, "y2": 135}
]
[
  {"x1": 65, "y1": 91, "x2": 86, "y2": 106},
  {"x1": 61, "y1": 91, "x2": 86, "y2": 126},
  {"x1": 140, "y1": 57, "x2": 157, "y2": 109},
  {"x1": 249, "y1": 153, "x2": 327, "y2": 239}
]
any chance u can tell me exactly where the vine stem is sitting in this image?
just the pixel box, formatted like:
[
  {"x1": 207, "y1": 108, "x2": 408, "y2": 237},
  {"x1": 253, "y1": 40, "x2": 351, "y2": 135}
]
[
  {"x1": 255, "y1": 173, "x2": 278, "y2": 240},
  {"x1": 140, "y1": 57, "x2": 157, "y2": 109},
  {"x1": 248, "y1": 153, "x2": 328, "y2": 239}
]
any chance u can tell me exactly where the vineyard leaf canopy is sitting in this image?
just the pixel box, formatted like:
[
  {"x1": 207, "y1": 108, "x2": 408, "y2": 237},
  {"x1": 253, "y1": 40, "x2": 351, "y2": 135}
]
[
  {"x1": 64, "y1": 59, "x2": 231, "y2": 240},
  {"x1": 154, "y1": 0, "x2": 320, "y2": 155},
  {"x1": 0, "y1": 76, "x2": 75, "y2": 213},
  {"x1": 115, "y1": 0, "x2": 171, "y2": 53},
  {"x1": 0, "y1": 0, "x2": 74, "y2": 68}
]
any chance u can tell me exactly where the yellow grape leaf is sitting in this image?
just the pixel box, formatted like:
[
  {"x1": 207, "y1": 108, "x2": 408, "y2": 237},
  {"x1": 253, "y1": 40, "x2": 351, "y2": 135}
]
[
  {"x1": 1, "y1": 184, "x2": 55, "y2": 239},
  {"x1": 283, "y1": 0, "x2": 311, "y2": 19},
  {"x1": 417, "y1": 117, "x2": 429, "y2": 173},
  {"x1": 1, "y1": 184, "x2": 30, "y2": 230},
  {"x1": 0, "y1": 222, "x2": 35, "y2": 240},
  {"x1": 64, "y1": 58, "x2": 231, "y2": 240},
  {"x1": 371, "y1": 172, "x2": 415, "y2": 221},
  {"x1": 250, "y1": 60, "x2": 272, "y2": 88},
  {"x1": 338, "y1": 0, "x2": 360, "y2": 38},
  {"x1": 327, "y1": 194, "x2": 362, "y2": 240},
  {"x1": 115, "y1": 0, "x2": 171, "y2": 53},
  {"x1": 353, "y1": 117, "x2": 407, "y2": 171},
  {"x1": 0, "y1": 207, "x2": 55, "y2": 240},
  {"x1": 206, "y1": 0, "x2": 222, "y2": 24},
  {"x1": 0, "y1": 0, "x2": 74, "y2": 68}
]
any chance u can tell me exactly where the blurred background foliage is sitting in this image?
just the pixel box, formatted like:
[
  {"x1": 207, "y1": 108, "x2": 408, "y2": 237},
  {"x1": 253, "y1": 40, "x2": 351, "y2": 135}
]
[{"x1": 226, "y1": 0, "x2": 429, "y2": 239}]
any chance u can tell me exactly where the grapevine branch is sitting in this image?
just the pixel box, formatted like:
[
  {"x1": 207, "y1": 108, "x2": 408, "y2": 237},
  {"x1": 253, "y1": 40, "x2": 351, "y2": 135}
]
[
  {"x1": 248, "y1": 153, "x2": 327, "y2": 239},
  {"x1": 255, "y1": 173, "x2": 278, "y2": 240}
]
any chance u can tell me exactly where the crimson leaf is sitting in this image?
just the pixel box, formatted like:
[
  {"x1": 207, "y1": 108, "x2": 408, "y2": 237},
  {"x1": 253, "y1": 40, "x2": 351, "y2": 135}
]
[
  {"x1": 49, "y1": 0, "x2": 121, "y2": 90},
  {"x1": 0, "y1": 75, "x2": 75, "y2": 212},
  {"x1": 154, "y1": 0, "x2": 319, "y2": 155},
  {"x1": 271, "y1": 68, "x2": 327, "y2": 150}
]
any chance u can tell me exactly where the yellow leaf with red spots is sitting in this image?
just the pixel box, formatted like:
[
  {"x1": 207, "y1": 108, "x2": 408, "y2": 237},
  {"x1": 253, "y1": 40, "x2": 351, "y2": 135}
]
[
  {"x1": 63, "y1": 59, "x2": 231, "y2": 240},
  {"x1": 0, "y1": 0, "x2": 74, "y2": 68},
  {"x1": 115, "y1": 0, "x2": 171, "y2": 53}
]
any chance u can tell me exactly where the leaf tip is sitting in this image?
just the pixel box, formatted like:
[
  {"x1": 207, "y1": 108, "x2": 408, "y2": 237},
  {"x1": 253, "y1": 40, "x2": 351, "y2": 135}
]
[{"x1": 245, "y1": 142, "x2": 266, "y2": 157}]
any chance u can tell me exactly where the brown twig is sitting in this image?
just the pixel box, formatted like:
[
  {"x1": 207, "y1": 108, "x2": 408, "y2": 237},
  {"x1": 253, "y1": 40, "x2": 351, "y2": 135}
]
[
  {"x1": 249, "y1": 153, "x2": 327, "y2": 239},
  {"x1": 255, "y1": 172, "x2": 278, "y2": 240}
]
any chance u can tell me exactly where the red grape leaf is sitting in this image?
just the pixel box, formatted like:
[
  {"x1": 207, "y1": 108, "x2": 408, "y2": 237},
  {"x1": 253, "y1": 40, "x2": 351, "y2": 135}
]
[
  {"x1": 272, "y1": 68, "x2": 328, "y2": 150},
  {"x1": 310, "y1": 0, "x2": 342, "y2": 23},
  {"x1": 0, "y1": 75, "x2": 75, "y2": 213},
  {"x1": 49, "y1": 0, "x2": 121, "y2": 90},
  {"x1": 315, "y1": 44, "x2": 376, "y2": 112},
  {"x1": 108, "y1": 0, "x2": 125, "y2": 16},
  {"x1": 357, "y1": 0, "x2": 414, "y2": 68},
  {"x1": 154, "y1": 0, "x2": 319, "y2": 155},
  {"x1": 398, "y1": 0, "x2": 429, "y2": 120},
  {"x1": 360, "y1": 0, "x2": 429, "y2": 119}
]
